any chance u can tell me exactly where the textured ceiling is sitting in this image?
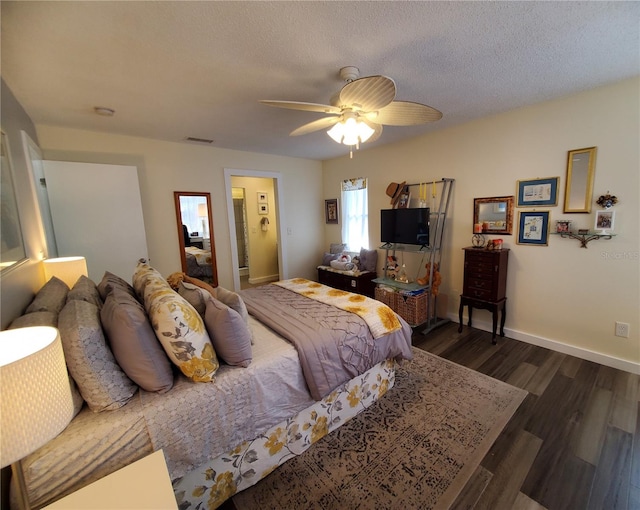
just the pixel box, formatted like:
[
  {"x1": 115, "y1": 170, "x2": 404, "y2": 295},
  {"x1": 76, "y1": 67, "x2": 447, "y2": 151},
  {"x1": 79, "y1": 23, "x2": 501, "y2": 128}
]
[{"x1": 2, "y1": 1, "x2": 639, "y2": 161}]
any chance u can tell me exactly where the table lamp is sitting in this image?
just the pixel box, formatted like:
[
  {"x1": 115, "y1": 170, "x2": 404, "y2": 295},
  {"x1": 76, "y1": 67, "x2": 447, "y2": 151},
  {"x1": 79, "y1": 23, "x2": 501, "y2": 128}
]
[
  {"x1": 197, "y1": 203, "x2": 208, "y2": 238},
  {"x1": 1, "y1": 327, "x2": 74, "y2": 510},
  {"x1": 43, "y1": 256, "x2": 88, "y2": 288}
]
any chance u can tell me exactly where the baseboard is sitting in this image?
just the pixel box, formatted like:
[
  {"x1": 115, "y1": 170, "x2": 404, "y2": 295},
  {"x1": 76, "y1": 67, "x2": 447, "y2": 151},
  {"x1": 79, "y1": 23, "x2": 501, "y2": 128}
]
[
  {"x1": 239, "y1": 267, "x2": 249, "y2": 277},
  {"x1": 248, "y1": 274, "x2": 279, "y2": 285},
  {"x1": 447, "y1": 312, "x2": 640, "y2": 375}
]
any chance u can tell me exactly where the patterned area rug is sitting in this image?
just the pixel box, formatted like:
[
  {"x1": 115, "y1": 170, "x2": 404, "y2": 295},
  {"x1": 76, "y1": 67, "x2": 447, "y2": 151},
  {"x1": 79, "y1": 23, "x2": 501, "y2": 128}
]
[{"x1": 232, "y1": 348, "x2": 527, "y2": 510}]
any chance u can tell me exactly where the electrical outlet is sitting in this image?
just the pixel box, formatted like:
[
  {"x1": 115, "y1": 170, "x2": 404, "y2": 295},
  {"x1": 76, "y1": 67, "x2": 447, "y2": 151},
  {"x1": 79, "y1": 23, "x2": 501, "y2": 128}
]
[{"x1": 615, "y1": 322, "x2": 630, "y2": 338}]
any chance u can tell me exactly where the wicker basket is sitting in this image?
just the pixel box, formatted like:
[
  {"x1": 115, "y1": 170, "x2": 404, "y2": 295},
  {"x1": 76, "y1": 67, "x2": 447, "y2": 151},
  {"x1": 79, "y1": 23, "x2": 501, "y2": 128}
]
[
  {"x1": 394, "y1": 292, "x2": 428, "y2": 327},
  {"x1": 376, "y1": 287, "x2": 430, "y2": 327},
  {"x1": 374, "y1": 287, "x2": 397, "y2": 308}
]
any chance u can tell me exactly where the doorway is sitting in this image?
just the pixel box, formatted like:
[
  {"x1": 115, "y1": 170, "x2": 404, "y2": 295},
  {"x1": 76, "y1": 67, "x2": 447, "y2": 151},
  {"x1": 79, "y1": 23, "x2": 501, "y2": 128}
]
[
  {"x1": 224, "y1": 169, "x2": 287, "y2": 291},
  {"x1": 232, "y1": 187, "x2": 250, "y2": 281}
]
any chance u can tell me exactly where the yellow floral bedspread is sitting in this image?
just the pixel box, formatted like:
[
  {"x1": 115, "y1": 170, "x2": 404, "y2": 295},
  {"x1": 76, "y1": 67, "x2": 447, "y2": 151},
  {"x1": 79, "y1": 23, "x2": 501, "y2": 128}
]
[
  {"x1": 185, "y1": 246, "x2": 212, "y2": 266},
  {"x1": 173, "y1": 358, "x2": 397, "y2": 509},
  {"x1": 274, "y1": 278, "x2": 401, "y2": 338}
]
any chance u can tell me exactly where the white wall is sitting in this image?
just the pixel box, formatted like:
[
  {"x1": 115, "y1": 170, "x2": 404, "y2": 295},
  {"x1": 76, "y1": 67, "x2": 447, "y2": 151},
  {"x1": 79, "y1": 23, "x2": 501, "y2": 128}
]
[
  {"x1": 323, "y1": 77, "x2": 639, "y2": 370},
  {"x1": 35, "y1": 127, "x2": 324, "y2": 290}
]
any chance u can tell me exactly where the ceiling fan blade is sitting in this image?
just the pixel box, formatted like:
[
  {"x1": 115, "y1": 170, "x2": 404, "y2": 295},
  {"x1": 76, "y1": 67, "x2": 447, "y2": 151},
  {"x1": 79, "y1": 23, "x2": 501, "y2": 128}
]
[
  {"x1": 338, "y1": 76, "x2": 396, "y2": 112},
  {"x1": 260, "y1": 100, "x2": 341, "y2": 115},
  {"x1": 290, "y1": 116, "x2": 341, "y2": 136},
  {"x1": 374, "y1": 100, "x2": 443, "y2": 126}
]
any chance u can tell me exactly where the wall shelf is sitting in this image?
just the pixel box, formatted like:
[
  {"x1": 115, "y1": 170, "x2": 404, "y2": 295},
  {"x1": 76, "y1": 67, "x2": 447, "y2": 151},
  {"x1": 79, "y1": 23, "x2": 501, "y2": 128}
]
[{"x1": 552, "y1": 231, "x2": 615, "y2": 248}]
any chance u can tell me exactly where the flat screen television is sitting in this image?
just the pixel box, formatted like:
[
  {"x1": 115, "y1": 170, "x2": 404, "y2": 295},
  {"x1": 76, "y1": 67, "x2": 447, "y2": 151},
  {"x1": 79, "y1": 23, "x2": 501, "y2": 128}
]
[{"x1": 381, "y1": 208, "x2": 430, "y2": 246}]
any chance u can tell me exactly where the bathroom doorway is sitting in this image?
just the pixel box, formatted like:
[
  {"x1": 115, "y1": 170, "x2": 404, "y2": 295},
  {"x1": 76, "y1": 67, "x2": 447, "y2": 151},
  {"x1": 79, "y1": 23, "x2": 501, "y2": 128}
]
[{"x1": 225, "y1": 168, "x2": 286, "y2": 291}]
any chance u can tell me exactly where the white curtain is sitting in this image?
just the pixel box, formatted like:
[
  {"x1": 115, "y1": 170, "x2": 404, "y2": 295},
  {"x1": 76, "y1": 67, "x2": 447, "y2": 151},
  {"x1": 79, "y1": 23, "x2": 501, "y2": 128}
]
[
  {"x1": 180, "y1": 196, "x2": 208, "y2": 237},
  {"x1": 341, "y1": 178, "x2": 369, "y2": 251}
]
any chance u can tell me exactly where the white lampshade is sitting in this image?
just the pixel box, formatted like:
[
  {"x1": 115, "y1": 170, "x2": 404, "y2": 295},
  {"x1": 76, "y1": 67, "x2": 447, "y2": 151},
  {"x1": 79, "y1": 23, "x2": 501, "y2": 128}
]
[
  {"x1": 43, "y1": 256, "x2": 88, "y2": 288},
  {"x1": 197, "y1": 203, "x2": 208, "y2": 217},
  {"x1": 0, "y1": 327, "x2": 74, "y2": 468},
  {"x1": 327, "y1": 115, "x2": 374, "y2": 146}
]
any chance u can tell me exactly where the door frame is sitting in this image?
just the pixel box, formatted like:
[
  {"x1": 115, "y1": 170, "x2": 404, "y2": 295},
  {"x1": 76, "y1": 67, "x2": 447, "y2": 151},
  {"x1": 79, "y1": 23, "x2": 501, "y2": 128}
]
[{"x1": 224, "y1": 168, "x2": 287, "y2": 291}]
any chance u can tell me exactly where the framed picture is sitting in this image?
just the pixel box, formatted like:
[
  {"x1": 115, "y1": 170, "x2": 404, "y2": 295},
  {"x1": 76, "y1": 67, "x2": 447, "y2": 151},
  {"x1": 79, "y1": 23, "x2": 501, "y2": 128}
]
[
  {"x1": 325, "y1": 199, "x2": 338, "y2": 224},
  {"x1": 516, "y1": 177, "x2": 559, "y2": 207},
  {"x1": 594, "y1": 210, "x2": 615, "y2": 232},
  {"x1": 555, "y1": 220, "x2": 572, "y2": 233},
  {"x1": 257, "y1": 192, "x2": 268, "y2": 204},
  {"x1": 258, "y1": 203, "x2": 268, "y2": 215},
  {"x1": 517, "y1": 211, "x2": 550, "y2": 245},
  {"x1": 397, "y1": 186, "x2": 411, "y2": 209}
]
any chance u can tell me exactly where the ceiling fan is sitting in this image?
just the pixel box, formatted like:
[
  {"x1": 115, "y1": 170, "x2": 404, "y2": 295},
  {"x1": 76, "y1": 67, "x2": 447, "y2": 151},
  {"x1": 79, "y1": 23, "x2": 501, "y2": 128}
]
[{"x1": 260, "y1": 66, "x2": 442, "y2": 156}]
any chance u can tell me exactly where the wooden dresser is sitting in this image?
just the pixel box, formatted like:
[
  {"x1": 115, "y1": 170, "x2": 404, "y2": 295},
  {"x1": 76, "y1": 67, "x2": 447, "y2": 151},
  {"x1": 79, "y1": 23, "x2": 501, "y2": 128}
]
[
  {"x1": 458, "y1": 247, "x2": 509, "y2": 343},
  {"x1": 317, "y1": 267, "x2": 376, "y2": 298}
]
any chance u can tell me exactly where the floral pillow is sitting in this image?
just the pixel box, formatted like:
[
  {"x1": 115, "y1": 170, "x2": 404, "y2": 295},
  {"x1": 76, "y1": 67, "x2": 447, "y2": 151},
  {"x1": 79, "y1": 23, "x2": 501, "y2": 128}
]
[{"x1": 134, "y1": 261, "x2": 219, "y2": 382}]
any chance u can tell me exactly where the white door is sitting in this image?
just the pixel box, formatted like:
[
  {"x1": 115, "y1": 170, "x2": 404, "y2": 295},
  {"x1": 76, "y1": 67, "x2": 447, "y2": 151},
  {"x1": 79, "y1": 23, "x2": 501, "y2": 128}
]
[{"x1": 43, "y1": 161, "x2": 148, "y2": 282}]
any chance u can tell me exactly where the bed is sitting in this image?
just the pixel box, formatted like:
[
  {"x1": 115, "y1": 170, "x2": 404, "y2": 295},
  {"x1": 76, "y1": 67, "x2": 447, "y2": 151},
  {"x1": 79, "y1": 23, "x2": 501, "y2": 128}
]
[
  {"x1": 184, "y1": 246, "x2": 214, "y2": 280},
  {"x1": 8, "y1": 263, "x2": 412, "y2": 509}
]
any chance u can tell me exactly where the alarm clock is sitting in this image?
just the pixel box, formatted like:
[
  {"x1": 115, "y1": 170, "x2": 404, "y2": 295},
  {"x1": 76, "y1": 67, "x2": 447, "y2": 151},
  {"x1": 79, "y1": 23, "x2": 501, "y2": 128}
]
[{"x1": 472, "y1": 234, "x2": 485, "y2": 248}]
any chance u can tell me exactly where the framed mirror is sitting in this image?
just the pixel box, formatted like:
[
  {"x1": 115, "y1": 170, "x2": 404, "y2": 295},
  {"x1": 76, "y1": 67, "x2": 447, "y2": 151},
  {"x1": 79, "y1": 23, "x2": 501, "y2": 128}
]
[
  {"x1": 564, "y1": 147, "x2": 597, "y2": 213},
  {"x1": 1, "y1": 131, "x2": 28, "y2": 272},
  {"x1": 174, "y1": 191, "x2": 218, "y2": 286},
  {"x1": 473, "y1": 196, "x2": 514, "y2": 235}
]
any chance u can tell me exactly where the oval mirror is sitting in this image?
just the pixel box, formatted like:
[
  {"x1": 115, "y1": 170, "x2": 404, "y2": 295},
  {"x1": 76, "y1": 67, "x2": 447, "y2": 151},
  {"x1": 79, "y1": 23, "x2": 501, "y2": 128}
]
[
  {"x1": 564, "y1": 147, "x2": 596, "y2": 213},
  {"x1": 174, "y1": 191, "x2": 218, "y2": 286},
  {"x1": 473, "y1": 196, "x2": 514, "y2": 235}
]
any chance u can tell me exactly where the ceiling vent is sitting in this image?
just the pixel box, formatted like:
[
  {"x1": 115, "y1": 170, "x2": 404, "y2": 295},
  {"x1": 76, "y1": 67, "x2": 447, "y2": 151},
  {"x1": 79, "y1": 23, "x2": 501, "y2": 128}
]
[{"x1": 185, "y1": 136, "x2": 214, "y2": 144}]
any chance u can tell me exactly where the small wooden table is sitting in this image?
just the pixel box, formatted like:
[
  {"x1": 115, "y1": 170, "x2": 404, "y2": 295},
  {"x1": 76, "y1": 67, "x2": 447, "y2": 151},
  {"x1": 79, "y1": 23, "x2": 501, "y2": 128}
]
[{"x1": 458, "y1": 296, "x2": 506, "y2": 344}]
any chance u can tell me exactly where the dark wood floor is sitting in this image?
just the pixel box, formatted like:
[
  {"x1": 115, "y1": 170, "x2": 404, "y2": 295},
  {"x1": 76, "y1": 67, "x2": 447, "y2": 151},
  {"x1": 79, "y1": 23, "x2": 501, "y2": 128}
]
[
  {"x1": 225, "y1": 322, "x2": 639, "y2": 510},
  {"x1": 414, "y1": 322, "x2": 639, "y2": 510}
]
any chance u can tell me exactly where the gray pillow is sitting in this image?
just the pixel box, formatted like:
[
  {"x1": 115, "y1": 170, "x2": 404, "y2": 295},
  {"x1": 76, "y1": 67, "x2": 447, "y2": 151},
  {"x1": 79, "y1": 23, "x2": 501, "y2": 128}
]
[
  {"x1": 58, "y1": 299, "x2": 137, "y2": 412},
  {"x1": 101, "y1": 288, "x2": 174, "y2": 393},
  {"x1": 330, "y1": 243, "x2": 347, "y2": 254},
  {"x1": 68, "y1": 275, "x2": 103, "y2": 308},
  {"x1": 177, "y1": 281, "x2": 207, "y2": 317},
  {"x1": 97, "y1": 271, "x2": 137, "y2": 301},
  {"x1": 359, "y1": 248, "x2": 378, "y2": 273},
  {"x1": 214, "y1": 286, "x2": 253, "y2": 343},
  {"x1": 203, "y1": 294, "x2": 252, "y2": 368},
  {"x1": 8, "y1": 310, "x2": 57, "y2": 329},
  {"x1": 25, "y1": 276, "x2": 69, "y2": 314},
  {"x1": 322, "y1": 252, "x2": 340, "y2": 266}
]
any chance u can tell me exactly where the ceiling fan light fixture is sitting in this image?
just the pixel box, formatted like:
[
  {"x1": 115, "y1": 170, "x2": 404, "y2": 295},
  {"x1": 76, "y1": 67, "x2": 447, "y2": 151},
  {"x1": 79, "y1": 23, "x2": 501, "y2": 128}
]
[{"x1": 327, "y1": 115, "x2": 374, "y2": 146}]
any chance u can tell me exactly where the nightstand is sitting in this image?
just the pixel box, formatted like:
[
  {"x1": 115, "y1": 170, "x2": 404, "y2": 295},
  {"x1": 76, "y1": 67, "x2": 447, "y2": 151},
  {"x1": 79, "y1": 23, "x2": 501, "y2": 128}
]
[{"x1": 44, "y1": 450, "x2": 177, "y2": 509}]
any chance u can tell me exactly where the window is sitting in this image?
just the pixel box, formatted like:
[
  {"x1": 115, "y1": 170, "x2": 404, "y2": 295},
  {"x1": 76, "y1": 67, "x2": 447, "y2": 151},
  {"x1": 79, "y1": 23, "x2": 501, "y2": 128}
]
[{"x1": 341, "y1": 178, "x2": 368, "y2": 251}]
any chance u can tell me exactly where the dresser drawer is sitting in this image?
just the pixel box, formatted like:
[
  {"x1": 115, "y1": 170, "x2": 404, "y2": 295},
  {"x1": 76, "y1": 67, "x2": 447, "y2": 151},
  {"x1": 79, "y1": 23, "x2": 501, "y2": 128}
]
[
  {"x1": 465, "y1": 260, "x2": 498, "y2": 273},
  {"x1": 465, "y1": 277, "x2": 494, "y2": 291},
  {"x1": 464, "y1": 287, "x2": 494, "y2": 300}
]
